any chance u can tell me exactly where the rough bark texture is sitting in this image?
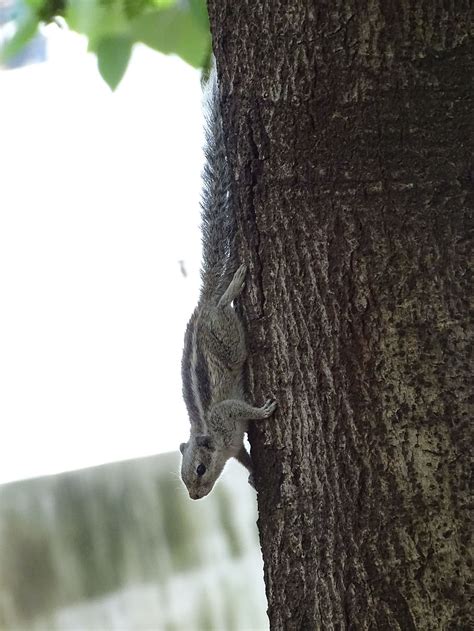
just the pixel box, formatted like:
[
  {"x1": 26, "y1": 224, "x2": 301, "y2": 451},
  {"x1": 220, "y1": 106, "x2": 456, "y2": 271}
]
[{"x1": 207, "y1": 1, "x2": 473, "y2": 630}]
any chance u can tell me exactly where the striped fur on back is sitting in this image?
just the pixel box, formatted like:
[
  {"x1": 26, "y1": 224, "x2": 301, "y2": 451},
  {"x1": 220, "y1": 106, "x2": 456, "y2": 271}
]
[
  {"x1": 181, "y1": 308, "x2": 215, "y2": 434},
  {"x1": 181, "y1": 310, "x2": 203, "y2": 432}
]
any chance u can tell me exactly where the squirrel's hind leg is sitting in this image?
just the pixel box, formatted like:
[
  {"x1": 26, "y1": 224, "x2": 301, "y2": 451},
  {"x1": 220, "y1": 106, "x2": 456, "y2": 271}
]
[
  {"x1": 218, "y1": 264, "x2": 247, "y2": 307},
  {"x1": 206, "y1": 304, "x2": 247, "y2": 366},
  {"x1": 234, "y1": 444, "x2": 256, "y2": 489},
  {"x1": 234, "y1": 444, "x2": 252, "y2": 472}
]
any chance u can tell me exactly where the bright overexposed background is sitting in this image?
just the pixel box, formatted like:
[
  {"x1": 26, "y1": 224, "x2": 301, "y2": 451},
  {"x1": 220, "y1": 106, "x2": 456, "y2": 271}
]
[{"x1": 0, "y1": 24, "x2": 204, "y2": 484}]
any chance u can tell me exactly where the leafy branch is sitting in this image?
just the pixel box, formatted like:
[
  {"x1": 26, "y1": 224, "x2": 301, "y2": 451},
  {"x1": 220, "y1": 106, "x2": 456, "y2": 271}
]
[{"x1": 1, "y1": 0, "x2": 212, "y2": 88}]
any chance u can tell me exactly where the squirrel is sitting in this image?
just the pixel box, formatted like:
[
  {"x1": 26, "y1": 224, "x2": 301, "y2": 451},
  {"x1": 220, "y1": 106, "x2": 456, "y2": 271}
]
[{"x1": 179, "y1": 65, "x2": 277, "y2": 501}]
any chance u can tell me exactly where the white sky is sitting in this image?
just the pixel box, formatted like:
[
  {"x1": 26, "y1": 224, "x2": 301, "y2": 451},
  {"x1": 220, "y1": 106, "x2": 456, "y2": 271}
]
[{"x1": 0, "y1": 25, "x2": 204, "y2": 483}]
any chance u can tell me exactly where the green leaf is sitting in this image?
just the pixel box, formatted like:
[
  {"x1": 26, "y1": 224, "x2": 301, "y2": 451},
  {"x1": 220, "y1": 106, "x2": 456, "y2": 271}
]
[
  {"x1": 0, "y1": 14, "x2": 39, "y2": 63},
  {"x1": 148, "y1": 0, "x2": 176, "y2": 8},
  {"x1": 24, "y1": 0, "x2": 46, "y2": 10},
  {"x1": 123, "y1": 0, "x2": 149, "y2": 20},
  {"x1": 66, "y1": 0, "x2": 127, "y2": 47},
  {"x1": 96, "y1": 35, "x2": 132, "y2": 89},
  {"x1": 24, "y1": 0, "x2": 67, "y2": 22},
  {"x1": 37, "y1": 0, "x2": 68, "y2": 23},
  {"x1": 188, "y1": 0, "x2": 209, "y2": 32},
  {"x1": 131, "y1": 5, "x2": 210, "y2": 68}
]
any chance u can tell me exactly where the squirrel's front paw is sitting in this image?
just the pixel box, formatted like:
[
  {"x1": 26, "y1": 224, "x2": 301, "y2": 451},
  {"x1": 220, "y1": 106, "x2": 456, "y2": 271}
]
[{"x1": 261, "y1": 398, "x2": 277, "y2": 418}]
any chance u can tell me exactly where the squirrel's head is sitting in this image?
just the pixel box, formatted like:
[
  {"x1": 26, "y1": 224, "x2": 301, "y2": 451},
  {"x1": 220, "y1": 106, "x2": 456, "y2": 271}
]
[{"x1": 179, "y1": 434, "x2": 225, "y2": 500}]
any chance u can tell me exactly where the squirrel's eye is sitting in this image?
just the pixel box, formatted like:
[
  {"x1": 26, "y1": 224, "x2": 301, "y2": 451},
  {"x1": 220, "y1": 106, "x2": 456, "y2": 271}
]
[{"x1": 196, "y1": 464, "x2": 206, "y2": 476}]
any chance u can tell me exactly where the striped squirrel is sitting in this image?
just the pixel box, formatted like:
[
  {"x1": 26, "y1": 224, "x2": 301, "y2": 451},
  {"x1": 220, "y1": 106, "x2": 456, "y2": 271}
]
[{"x1": 179, "y1": 66, "x2": 277, "y2": 500}]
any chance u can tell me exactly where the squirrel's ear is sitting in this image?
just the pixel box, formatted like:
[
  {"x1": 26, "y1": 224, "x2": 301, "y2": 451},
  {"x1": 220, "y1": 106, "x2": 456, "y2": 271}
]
[
  {"x1": 179, "y1": 442, "x2": 187, "y2": 455},
  {"x1": 196, "y1": 434, "x2": 214, "y2": 450}
]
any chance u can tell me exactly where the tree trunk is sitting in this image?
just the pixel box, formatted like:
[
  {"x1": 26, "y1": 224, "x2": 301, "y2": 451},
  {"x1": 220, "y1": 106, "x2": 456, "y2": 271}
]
[{"x1": 207, "y1": 1, "x2": 472, "y2": 629}]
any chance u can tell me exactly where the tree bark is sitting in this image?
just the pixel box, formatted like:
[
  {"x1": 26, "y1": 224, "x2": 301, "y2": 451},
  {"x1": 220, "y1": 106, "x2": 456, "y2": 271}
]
[{"x1": 207, "y1": 1, "x2": 472, "y2": 630}]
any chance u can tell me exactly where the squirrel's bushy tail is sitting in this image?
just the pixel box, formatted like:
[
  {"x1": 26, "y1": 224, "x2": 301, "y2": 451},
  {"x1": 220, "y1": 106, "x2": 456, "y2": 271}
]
[{"x1": 199, "y1": 64, "x2": 236, "y2": 302}]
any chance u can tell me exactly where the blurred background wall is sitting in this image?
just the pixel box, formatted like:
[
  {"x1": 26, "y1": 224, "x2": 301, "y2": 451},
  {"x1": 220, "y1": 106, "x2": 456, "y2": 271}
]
[{"x1": 0, "y1": 455, "x2": 268, "y2": 630}]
